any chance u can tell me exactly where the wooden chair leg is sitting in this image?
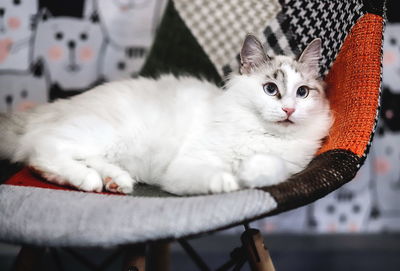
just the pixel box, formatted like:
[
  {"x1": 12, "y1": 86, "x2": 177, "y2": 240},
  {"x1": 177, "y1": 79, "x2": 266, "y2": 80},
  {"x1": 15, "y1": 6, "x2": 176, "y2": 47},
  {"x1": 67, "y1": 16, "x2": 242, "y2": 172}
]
[
  {"x1": 241, "y1": 229, "x2": 276, "y2": 271},
  {"x1": 122, "y1": 242, "x2": 170, "y2": 271},
  {"x1": 146, "y1": 242, "x2": 170, "y2": 271},
  {"x1": 122, "y1": 244, "x2": 146, "y2": 271},
  {"x1": 12, "y1": 246, "x2": 45, "y2": 271}
]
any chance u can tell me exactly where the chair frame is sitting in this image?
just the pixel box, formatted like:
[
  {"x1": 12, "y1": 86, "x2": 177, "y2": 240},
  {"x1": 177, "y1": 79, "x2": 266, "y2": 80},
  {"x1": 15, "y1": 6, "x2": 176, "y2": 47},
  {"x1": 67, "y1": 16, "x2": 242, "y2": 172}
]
[{"x1": 11, "y1": 224, "x2": 276, "y2": 271}]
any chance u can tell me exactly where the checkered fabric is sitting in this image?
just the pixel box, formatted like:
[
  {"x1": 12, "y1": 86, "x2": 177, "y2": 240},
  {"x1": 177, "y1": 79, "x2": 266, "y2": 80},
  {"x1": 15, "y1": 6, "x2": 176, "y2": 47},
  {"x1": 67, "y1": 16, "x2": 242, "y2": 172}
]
[
  {"x1": 174, "y1": 0, "x2": 365, "y2": 77},
  {"x1": 173, "y1": 0, "x2": 281, "y2": 77}
]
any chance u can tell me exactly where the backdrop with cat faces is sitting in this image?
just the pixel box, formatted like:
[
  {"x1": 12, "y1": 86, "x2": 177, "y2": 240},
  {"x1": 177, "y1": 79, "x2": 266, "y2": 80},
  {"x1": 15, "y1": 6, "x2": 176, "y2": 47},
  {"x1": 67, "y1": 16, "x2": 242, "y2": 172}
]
[
  {"x1": 0, "y1": 0, "x2": 167, "y2": 112},
  {"x1": 0, "y1": 0, "x2": 398, "y2": 234}
]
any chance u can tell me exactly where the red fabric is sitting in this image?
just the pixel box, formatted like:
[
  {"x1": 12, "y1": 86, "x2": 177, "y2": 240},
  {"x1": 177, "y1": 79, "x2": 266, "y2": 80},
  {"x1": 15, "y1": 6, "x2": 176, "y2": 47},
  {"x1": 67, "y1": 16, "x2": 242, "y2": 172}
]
[{"x1": 4, "y1": 167, "x2": 121, "y2": 195}]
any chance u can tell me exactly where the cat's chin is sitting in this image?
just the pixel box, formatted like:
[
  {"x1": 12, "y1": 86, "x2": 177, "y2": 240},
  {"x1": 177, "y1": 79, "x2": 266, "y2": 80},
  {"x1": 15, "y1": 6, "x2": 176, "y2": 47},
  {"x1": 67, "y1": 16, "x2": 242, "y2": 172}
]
[{"x1": 277, "y1": 119, "x2": 294, "y2": 126}]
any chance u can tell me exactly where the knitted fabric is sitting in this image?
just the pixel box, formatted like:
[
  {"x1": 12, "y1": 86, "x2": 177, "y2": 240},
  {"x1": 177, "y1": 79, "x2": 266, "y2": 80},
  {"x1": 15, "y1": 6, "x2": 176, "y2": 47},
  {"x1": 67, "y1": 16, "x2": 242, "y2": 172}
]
[
  {"x1": 260, "y1": 150, "x2": 360, "y2": 215},
  {"x1": 318, "y1": 13, "x2": 383, "y2": 158}
]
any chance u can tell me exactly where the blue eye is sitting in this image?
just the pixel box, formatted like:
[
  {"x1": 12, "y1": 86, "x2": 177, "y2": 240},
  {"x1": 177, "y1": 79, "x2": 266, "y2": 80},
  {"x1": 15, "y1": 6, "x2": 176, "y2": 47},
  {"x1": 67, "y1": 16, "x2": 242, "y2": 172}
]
[
  {"x1": 263, "y1": 83, "x2": 279, "y2": 96},
  {"x1": 296, "y1": 86, "x2": 309, "y2": 98}
]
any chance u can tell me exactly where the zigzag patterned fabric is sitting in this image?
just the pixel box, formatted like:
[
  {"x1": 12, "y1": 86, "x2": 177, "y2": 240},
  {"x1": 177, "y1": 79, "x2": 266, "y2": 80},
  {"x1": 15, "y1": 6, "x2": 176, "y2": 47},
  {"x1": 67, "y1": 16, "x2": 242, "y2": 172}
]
[{"x1": 174, "y1": 0, "x2": 365, "y2": 77}]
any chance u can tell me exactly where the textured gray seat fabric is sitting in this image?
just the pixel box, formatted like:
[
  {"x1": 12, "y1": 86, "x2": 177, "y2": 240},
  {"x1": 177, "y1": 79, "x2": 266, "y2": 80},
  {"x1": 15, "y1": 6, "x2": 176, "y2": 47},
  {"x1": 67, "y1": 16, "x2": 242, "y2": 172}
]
[{"x1": 0, "y1": 185, "x2": 277, "y2": 247}]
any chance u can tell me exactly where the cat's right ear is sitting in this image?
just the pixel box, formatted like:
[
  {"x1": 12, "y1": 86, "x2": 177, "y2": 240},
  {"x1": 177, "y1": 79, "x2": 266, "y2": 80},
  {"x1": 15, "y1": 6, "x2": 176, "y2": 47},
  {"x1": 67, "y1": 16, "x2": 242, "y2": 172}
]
[
  {"x1": 37, "y1": 8, "x2": 53, "y2": 22},
  {"x1": 240, "y1": 34, "x2": 269, "y2": 74},
  {"x1": 298, "y1": 38, "x2": 322, "y2": 75}
]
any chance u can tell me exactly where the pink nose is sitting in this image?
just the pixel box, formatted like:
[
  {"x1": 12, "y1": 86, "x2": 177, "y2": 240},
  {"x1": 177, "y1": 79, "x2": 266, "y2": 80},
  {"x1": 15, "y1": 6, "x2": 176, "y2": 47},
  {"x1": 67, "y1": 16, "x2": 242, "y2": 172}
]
[{"x1": 282, "y1": 107, "x2": 295, "y2": 117}]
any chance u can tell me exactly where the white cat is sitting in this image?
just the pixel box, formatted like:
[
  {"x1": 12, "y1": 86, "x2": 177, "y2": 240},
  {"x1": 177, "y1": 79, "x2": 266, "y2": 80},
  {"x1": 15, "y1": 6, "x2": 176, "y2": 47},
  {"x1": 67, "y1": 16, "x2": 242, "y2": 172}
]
[{"x1": 0, "y1": 35, "x2": 332, "y2": 195}]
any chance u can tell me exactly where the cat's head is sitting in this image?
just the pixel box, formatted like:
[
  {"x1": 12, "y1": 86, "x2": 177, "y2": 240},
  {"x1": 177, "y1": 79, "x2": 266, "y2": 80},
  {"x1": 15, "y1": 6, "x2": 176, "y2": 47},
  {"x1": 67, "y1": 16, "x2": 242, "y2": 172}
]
[
  {"x1": 110, "y1": 0, "x2": 150, "y2": 10},
  {"x1": 32, "y1": 9, "x2": 103, "y2": 90},
  {"x1": 0, "y1": 0, "x2": 37, "y2": 39},
  {"x1": 0, "y1": 59, "x2": 48, "y2": 113},
  {"x1": 95, "y1": 0, "x2": 158, "y2": 47},
  {"x1": 228, "y1": 34, "x2": 331, "y2": 136},
  {"x1": 313, "y1": 187, "x2": 370, "y2": 233},
  {"x1": 102, "y1": 45, "x2": 147, "y2": 81},
  {"x1": 383, "y1": 24, "x2": 400, "y2": 91},
  {"x1": 380, "y1": 87, "x2": 400, "y2": 132}
]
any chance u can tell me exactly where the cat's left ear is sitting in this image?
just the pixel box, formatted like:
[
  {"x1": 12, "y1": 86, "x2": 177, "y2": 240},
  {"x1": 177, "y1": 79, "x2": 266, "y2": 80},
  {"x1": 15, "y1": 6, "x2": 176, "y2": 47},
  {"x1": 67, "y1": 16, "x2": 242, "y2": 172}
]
[
  {"x1": 240, "y1": 34, "x2": 270, "y2": 74},
  {"x1": 30, "y1": 59, "x2": 44, "y2": 78},
  {"x1": 298, "y1": 38, "x2": 322, "y2": 74},
  {"x1": 89, "y1": 11, "x2": 100, "y2": 24}
]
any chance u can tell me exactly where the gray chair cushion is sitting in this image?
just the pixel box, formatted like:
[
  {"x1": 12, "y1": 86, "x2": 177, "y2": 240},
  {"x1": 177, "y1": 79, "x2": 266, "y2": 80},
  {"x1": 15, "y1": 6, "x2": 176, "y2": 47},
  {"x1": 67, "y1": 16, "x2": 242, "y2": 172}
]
[{"x1": 0, "y1": 184, "x2": 277, "y2": 247}]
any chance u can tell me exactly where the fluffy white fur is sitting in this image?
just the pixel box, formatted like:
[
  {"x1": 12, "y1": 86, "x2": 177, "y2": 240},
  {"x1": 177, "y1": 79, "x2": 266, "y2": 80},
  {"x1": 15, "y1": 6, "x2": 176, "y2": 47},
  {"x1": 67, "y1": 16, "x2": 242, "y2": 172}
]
[{"x1": 0, "y1": 35, "x2": 332, "y2": 195}]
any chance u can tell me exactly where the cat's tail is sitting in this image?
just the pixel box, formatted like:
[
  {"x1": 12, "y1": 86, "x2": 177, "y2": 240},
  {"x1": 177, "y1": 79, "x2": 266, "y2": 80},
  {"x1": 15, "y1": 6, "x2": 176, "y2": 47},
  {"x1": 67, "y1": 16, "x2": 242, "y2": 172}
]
[{"x1": 0, "y1": 113, "x2": 26, "y2": 160}]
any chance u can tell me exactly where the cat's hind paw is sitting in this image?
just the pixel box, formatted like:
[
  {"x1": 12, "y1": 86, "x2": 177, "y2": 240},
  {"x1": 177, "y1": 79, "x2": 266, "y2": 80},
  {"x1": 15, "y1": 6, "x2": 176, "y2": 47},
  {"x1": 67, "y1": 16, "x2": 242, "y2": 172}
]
[
  {"x1": 79, "y1": 171, "x2": 103, "y2": 192},
  {"x1": 209, "y1": 172, "x2": 239, "y2": 194}
]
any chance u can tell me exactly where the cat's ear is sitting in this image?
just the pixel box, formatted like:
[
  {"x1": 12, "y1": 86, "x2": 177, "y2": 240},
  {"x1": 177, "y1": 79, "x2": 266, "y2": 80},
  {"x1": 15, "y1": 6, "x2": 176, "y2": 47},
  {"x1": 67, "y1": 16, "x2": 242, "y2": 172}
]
[
  {"x1": 89, "y1": 11, "x2": 100, "y2": 24},
  {"x1": 298, "y1": 38, "x2": 322, "y2": 74},
  {"x1": 240, "y1": 34, "x2": 270, "y2": 74},
  {"x1": 30, "y1": 59, "x2": 44, "y2": 78},
  {"x1": 37, "y1": 8, "x2": 53, "y2": 22}
]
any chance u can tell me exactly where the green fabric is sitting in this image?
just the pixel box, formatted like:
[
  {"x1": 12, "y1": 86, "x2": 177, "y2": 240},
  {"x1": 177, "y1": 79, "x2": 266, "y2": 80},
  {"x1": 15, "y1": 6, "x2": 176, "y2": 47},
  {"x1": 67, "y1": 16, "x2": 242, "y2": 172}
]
[{"x1": 140, "y1": 1, "x2": 222, "y2": 85}]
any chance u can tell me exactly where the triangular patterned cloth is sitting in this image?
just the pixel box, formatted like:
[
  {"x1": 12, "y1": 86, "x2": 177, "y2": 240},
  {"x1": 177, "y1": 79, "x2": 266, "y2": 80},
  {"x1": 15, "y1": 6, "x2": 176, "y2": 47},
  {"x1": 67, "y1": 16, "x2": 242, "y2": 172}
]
[
  {"x1": 173, "y1": 0, "x2": 281, "y2": 76},
  {"x1": 174, "y1": 0, "x2": 365, "y2": 77}
]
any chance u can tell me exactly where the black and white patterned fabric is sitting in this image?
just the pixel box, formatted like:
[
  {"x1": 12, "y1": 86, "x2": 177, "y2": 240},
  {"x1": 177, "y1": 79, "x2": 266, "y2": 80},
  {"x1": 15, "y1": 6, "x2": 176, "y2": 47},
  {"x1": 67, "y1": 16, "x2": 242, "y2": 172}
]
[
  {"x1": 279, "y1": 0, "x2": 365, "y2": 75},
  {"x1": 262, "y1": 11, "x2": 299, "y2": 58},
  {"x1": 173, "y1": 0, "x2": 281, "y2": 77},
  {"x1": 175, "y1": 0, "x2": 365, "y2": 77}
]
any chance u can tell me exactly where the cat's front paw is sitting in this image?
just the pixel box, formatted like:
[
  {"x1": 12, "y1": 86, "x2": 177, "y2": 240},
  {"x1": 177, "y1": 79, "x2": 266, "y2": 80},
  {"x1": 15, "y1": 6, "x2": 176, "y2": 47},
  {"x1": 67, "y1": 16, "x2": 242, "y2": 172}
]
[
  {"x1": 209, "y1": 172, "x2": 239, "y2": 194},
  {"x1": 238, "y1": 154, "x2": 288, "y2": 188},
  {"x1": 104, "y1": 174, "x2": 135, "y2": 194}
]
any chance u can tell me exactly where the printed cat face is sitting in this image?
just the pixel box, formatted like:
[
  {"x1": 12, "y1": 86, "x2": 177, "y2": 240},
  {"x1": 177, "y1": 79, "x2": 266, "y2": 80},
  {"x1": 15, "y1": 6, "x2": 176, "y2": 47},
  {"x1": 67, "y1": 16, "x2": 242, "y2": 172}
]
[
  {"x1": 312, "y1": 157, "x2": 372, "y2": 233},
  {"x1": 101, "y1": 43, "x2": 147, "y2": 81},
  {"x1": 235, "y1": 35, "x2": 330, "y2": 135},
  {"x1": 380, "y1": 87, "x2": 400, "y2": 132},
  {"x1": 259, "y1": 207, "x2": 309, "y2": 233},
  {"x1": 313, "y1": 187, "x2": 371, "y2": 233},
  {"x1": 0, "y1": 0, "x2": 37, "y2": 70},
  {"x1": 93, "y1": 0, "x2": 163, "y2": 46},
  {"x1": 366, "y1": 130, "x2": 400, "y2": 231},
  {"x1": 382, "y1": 24, "x2": 400, "y2": 92},
  {"x1": 32, "y1": 9, "x2": 103, "y2": 90},
  {"x1": 0, "y1": 60, "x2": 48, "y2": 113},
  {"x1": 371, "y1": 131, "x2": 400, "y2": 213},
  {"x1": 111, "y1": 0, "x2": 149, "y2": 10}
]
